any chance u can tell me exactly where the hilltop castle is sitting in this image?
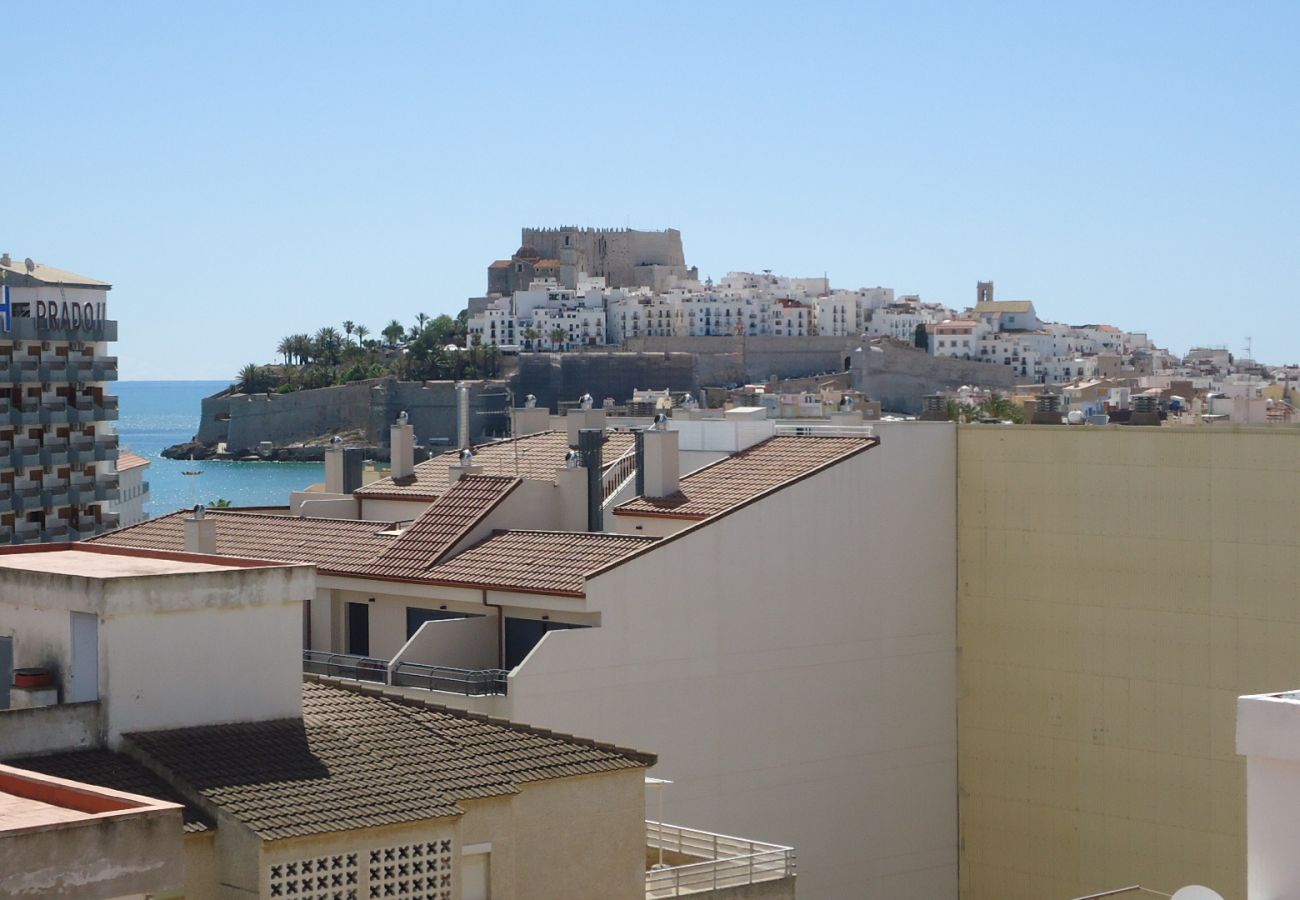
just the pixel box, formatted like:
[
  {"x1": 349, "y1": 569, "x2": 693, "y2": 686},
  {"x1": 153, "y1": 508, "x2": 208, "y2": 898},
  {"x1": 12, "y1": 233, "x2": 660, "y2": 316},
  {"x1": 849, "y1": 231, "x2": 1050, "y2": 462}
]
[{"x1": 487, "y1": 226, "x2": 695, "y2": 294}]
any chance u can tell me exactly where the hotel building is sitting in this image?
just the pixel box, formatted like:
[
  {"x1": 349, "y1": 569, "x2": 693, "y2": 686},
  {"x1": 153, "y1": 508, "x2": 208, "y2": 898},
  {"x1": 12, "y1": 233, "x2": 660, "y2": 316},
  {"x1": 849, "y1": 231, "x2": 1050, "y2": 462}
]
[{"x1": 0, "y1": 255, "x2": 119, "y2": 544}]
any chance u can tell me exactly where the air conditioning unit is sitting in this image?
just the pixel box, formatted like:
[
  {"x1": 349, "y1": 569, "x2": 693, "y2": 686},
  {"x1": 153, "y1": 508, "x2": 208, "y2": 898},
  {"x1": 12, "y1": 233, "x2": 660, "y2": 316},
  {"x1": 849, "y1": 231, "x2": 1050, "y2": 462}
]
[{"x1": 41, "y1": 341, "x2": 50, "y2": 351}]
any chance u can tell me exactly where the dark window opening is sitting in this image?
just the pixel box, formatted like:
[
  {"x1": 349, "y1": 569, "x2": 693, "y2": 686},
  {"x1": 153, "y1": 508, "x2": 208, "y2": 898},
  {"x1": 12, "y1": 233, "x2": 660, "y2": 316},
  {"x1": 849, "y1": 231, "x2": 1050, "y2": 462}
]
[
  {"x1": 504, "y1": 618, "x2": 584, "y2": 669},
  {"x1": 346, "y1": 602, "x2": 370, "y2": 657}
]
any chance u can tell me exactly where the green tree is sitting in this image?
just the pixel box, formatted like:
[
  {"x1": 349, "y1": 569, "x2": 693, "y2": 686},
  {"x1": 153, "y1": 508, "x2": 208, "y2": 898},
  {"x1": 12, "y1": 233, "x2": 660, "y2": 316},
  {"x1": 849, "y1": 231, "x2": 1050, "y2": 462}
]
[
  {"x1": 234, "y1": 363, "x2": 273, "y2": 394},
  {"x1": 207, "y1": 498, "x2": 233, "y2": 509},
  {"x1": 354, "y1": 324, "x2": 370, "y2": 346},
  {"x1": 314, "y1": 327, "x2": 343, "y2": 366},
  {"x1": 549, "y1": 327, "x2": 566, "y2": 350},
  {"x1": 382, "y1": 319, "x2": 405, "y2": 347},
  {"x1": 342, "y1": 320, "x2": 356, "y2": 345},
  {"x1": 522, "y1": 327, "x2": 538, "y2": 351},
  {"x1": 276, "y1": 336, "x2": 294, "y2": 366}
]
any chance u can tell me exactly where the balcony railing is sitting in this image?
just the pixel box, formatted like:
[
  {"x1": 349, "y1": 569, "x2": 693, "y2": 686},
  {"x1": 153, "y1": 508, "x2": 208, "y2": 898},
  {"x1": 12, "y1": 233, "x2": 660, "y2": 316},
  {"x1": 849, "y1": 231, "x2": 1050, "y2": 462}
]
[
  {"x1": 302, "y1": 651, "x2": 509, "y2": 696},
  {"x1": 773, "y1": 423, "x2": 875, "y2": 438},
  {"x1": 645, "y1": 822, "x2": 795, "y2": 898}
]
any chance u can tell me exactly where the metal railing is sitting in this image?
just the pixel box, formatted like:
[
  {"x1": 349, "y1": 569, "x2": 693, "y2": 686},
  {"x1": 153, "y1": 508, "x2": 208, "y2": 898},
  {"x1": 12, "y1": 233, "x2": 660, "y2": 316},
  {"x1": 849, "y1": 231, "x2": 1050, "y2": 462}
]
[
  {"x1": 773, "y1": 423, "x2": 875, "y2": 438},
  {"x1": 601, "y1": 444, "x2": 638, "y2": 505},
  {"x1": 302, "y1": 650, "x2": 389, "y2": 683},
  {"x1": 645, "y1": 822, "x2": 795, "y2": 897},
  {"x1": 302, "y1": 651, "x2": 509, "y2": 696},
  {"x1": 391, "y1": 660, "x2": 508, "y2": 696}
]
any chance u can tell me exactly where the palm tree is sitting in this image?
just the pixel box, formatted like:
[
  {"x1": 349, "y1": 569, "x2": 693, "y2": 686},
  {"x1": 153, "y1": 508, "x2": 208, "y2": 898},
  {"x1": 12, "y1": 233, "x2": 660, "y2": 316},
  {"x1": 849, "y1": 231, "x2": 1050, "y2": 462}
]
[
  {"x1": 413, "y1": 312, "x2": 429, "y2": 336},
  {"x1": 522, "y1": 327, "x2": 538, "y2": 351},
  {"x1": 289, "y1": 333, "x2": 313, "y2": 365},
  {"x1": 235, "y1": 363, "x2": 271, "y2": 394},
  {"x1": 342, "y1": 320, "x2": 356, "y2": 345},
  {"x1": 549, "y1": 327, "x2": 566, "y2": 351},
  {"x1": 382, "y1": 319, "x2": 405, "y2": 347},
  {"x1": 354, "y1": 324, "x2": 370, "y2": 346},
  {"x1": 276, "y1": 336, "x2": 294, "y2": 366},
  {"x1": 207, "y1": 498, "x2": 233, "y2": 509},
  {"x1": 314, "y1": 327, "x2": 343, "y2": 366}
]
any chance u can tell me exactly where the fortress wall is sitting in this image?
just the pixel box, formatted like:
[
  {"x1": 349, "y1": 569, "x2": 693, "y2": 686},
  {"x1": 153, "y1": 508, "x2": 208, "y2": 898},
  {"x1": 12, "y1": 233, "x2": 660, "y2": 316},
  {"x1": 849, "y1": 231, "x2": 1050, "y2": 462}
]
[
  {"x1": 513, "y1": 352, "x2": 698, "y2": 412},
  {"x1": 625, "y1": 335, "x2": 856, "y2": 384},
  {"x1": 853, "y1": 342, "x2": 1015, "y2": 414},
  {"x1": 202, "y1": 380, "x2": 510, "y2": 451},
  {"x1": 224, "y1": 382, "x2": 377, "y2": 451},
  {"x1": 521, "y1": 228, "x2": 686, "y2": 288}
]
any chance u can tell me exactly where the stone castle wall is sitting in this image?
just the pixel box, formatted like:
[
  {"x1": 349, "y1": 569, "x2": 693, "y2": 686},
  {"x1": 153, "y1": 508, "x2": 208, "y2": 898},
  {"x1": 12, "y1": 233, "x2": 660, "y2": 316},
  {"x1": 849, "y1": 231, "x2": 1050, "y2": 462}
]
[
  {"x1": 194, "y1": 380, "x2": 510, "y2": 450},
  {"x1": 513, "y1": 352, "x2": 698, "y2": 412},
  {"x1": 851, "y1": 341, "x2": 1015, "y2": 414},
  {"x1": 521, "y1": 227, "x2": 685, "y2": 289}
]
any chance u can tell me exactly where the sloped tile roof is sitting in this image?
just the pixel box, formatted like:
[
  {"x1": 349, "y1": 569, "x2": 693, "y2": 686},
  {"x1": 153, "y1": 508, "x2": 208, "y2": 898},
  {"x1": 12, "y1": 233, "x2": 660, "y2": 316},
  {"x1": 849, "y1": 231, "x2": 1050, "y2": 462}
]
[
  {"x1": 352, "y1": 475, "x2": 520, "y2": 579},
  {"x1": 615, "y1": 435, "x2": 875, "y2": 520},
  {"x1": 420, "y1": 530, "x2": 658, "y2": 596},
  {"x1": 90, "y1": 511, "x2": 398, "y2": 573},
  {"x1": 120, "y1": 680, "x2": 652, "y2": 841},
  {"x1": 355, "y1": 431, "x2": 635, "y2": 501},
  {"x1": 115, "y1": 449, "x2": 151, "y2": 472},
  {"x1": 7, "y1": 749, "x2": 213, "y2": 833}
]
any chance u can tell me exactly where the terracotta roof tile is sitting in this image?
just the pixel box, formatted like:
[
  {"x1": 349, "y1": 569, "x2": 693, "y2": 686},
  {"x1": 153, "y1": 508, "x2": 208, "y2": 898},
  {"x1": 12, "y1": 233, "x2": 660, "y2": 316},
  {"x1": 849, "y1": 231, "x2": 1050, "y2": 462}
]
[
  {"x1": 7, "y1": 749, "x2": 213, "y2": 833},
  {"x1": 120, "y1": 681, "x2": 651, "y2": 840},
  {"x1": 355, "y1": 431, "x2": 635, "y2": 501},
  {"x1": 352, "y1": 475, "x2": 520, "y2": 579},
  {"x1": 90, "y1": 511, "x2": 398, "y2": 573},
  {"x1": 115, "y1": 449, "x2": 151, "y2": 472},
  {"x1": 615, "y1": 435, "x2": 875, "y2": 520},
  {"x1": 420, "y1": 530, "x2": 658, "y2": 596}
]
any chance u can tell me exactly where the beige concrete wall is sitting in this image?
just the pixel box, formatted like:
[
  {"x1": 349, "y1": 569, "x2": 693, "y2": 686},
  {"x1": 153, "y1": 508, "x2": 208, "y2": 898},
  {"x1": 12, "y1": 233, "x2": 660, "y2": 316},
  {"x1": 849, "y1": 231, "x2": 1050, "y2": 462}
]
[
  {"x1": 957, "y1": 425, "x2": 1300, "y2": 900},
  {"x1": 508, "y1": 421, "x2": 959, "y2": 900},
  {"x1": 459, "y1": 769, "x2": 647, "y2": 900}
]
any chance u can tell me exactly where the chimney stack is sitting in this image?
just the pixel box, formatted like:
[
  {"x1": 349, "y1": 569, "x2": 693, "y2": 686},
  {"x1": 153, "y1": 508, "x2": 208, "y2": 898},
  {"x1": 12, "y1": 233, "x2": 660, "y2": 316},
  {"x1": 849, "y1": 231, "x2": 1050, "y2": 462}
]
[
  {"x1": 578, "y1": 429, "x2": 604, "y2": 531},
  {"x1": 456, "y1": 382, "x2": 471, "y2": 451},
  {"x1": 184, "y1": 505, "x2": 217, "y2": 554},
  {"x1": 390, "y1": 412, "x2": 415, "y2": 480},
  {"x1": 640, "y1": 415, "x2": 679, "y2": 498},
  {"x1": 566, "y1": 394, "x2": 607, "y2": 447}
]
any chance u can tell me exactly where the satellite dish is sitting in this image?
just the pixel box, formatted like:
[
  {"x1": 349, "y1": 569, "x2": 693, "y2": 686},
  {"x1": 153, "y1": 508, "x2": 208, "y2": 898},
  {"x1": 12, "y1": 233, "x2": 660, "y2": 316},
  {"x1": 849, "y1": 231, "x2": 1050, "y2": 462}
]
[{"x1": 1171, "y1": 887, "x2": 1225, "y2": 900}]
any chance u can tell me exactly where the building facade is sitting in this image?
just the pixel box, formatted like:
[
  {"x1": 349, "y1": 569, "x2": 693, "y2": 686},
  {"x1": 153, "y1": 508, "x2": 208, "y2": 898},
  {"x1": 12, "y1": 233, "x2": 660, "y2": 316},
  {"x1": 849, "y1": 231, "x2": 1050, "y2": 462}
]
[{"x1": 0, "y1": 255, "x2": 119, "y2": 544}]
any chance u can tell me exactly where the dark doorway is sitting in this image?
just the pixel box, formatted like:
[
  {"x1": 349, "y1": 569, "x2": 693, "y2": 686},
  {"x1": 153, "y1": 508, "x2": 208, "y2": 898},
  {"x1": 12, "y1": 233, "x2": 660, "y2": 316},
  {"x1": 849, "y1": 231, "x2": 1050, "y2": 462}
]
[
  {"x1": 504, "y1": 618, "x2": 583, "y2": 669},
  {"x1": 405, "y1": 607, "x2": 473, "y2": 640},
  {"x1": 0, "y1": 636, "x2": 11, "y2": 709},
  {"x1": 347, "y1": 602, "x2": 370, "y2": 657}
]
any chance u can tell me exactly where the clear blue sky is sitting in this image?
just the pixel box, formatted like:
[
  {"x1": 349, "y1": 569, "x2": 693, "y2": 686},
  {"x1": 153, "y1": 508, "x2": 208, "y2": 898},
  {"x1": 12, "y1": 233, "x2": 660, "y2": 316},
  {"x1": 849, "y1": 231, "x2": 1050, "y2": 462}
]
[{"x1": 5, "y1": 1, "x2": 1298, "y2": 378}]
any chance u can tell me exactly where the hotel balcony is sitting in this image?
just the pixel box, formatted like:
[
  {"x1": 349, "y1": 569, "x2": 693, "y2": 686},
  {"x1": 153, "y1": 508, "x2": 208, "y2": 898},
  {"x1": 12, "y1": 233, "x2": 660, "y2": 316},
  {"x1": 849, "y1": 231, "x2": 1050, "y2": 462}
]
[
  {"x1": 303, "y1": 651, "x2": 508, "y2": 697},
  {"x1": 0, "y1": 487, "x2": 10, "y2": 514},
  {"x1": 94, "y1": 435, "x2": 120, "y2": 461},
  {"x1": 3, "y1": 359, "x2": 39, "y2": 382},
  {"x1": 645, "y1": 822, "x2": 796, "y2": 899},
  {"x1": 5, "y1": 317, "x2": 118, "y2": 343},
  {"x1": 10, "y1": 443, "x2": 41, "y2": 468},
  {"x1": 41, "y1": 485, "x2": 70, "y2": 508},
  {"x1": 7, "y1": 404, "x2": 40, "y2": 426}
]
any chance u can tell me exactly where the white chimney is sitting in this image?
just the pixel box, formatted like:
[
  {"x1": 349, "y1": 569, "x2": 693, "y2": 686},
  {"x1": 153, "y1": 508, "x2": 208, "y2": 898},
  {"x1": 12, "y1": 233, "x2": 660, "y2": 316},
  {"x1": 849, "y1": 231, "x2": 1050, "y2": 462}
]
[
  {"x1": 390, "y1": 413, "x2": 415, "y2": 480},
  {"x1": 448, "y1": 447, "x2": 482, "y2": 484},
  {"x1": 641, "y1": 419, "x2": 679, "y2": 498},
  {"x1": 457, "y1": 381, "x2": 471, "y2": 450},
  {"x1": 325, "y1": 437, "x2": 345, "y2": 493},
  {"x1": 184, "y1": 506, "x2": 217, "y2": 554}
]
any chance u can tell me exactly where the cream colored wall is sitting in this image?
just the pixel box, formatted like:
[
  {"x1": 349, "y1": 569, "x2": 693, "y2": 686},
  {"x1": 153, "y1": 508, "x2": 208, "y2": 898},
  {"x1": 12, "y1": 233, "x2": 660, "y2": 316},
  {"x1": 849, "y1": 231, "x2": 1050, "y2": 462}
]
[
  {"x1": 506, "y1": 421, "x2": 959, "y2": 900},
  {"x1": 458, "y1": 769, "x2": 647, "y2": 900},
  {"x1": 958, "y1": 425, "x2": 1300, "y2": 900},
  {"x1": 101, "y1": 567, "x2": 313, "y2": 743}
]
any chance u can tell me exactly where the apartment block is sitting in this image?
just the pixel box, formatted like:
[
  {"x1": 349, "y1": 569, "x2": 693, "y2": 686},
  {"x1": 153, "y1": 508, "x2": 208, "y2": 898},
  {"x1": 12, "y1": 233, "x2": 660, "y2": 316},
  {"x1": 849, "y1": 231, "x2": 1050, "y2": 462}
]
[{"x1": 0, "y1": 255, "x2": 119, "y2": 544}]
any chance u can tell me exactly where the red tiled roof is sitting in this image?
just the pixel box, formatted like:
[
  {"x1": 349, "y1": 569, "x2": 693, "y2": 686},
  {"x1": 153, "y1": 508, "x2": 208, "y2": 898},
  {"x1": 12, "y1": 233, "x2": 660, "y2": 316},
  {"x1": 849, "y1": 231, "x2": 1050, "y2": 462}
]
[
  {"x1": 355, "y1": 431, "x2": 636, "y2": 501},
  {"x1": 119, "y1": 680, "x2": 653, "y2": 841},
  {"x1": 533, "y1": 259, "x2": 561, "y2": 268},
  {"x1": 90, "y1": 512, "x2": 398, "y2": 573},
  {"x1": 351, "y1": 475, "x2": 519, "y2": 579},
  {"x1": 420, "y1": 530, "x2": 658, "y2": 596},
  {"x1": 615, "y1": 435, "x2": 875, "y2": 520},
  {"x1": 116, "y1": 449, "x2": 150, "y2": 472},
  {"x1": 488, "y1": 259, "x2": 512, "y2": 269}
]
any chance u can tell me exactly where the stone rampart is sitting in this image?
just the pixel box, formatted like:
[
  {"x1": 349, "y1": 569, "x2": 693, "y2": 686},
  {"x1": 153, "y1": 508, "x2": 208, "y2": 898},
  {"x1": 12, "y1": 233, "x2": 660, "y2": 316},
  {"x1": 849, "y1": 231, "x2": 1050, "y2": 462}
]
[
  {"x1": 851, "y1": 341, "x2": 1015, "y2": 414},
  {"x1": 194, "y1": 380, "x2": 510, "y2": 451},
  {"x1": 624, "y1": 335, "x2": 856, "y2": 383},
  {"x1": 513, "y1": 352, "x2": 698, "y2": 412}
]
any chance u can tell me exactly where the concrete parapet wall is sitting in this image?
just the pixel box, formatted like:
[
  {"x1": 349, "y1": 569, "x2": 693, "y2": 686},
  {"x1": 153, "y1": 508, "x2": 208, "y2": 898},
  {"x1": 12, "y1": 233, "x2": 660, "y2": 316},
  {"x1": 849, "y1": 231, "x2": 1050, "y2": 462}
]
[
  {"x1": 0, "y1": 702, "x2": 102, "y2": 758},
  {"x1": 625, "y1": 335, "x2": 856, "y2": 383}
]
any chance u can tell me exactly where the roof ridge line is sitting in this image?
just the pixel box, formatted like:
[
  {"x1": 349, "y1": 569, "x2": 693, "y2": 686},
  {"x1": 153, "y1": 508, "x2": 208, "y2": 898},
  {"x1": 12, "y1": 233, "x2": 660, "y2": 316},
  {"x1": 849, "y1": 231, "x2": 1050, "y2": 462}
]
[{"x1": 305, "y1": 674, "x2": 657, "y2": 767}]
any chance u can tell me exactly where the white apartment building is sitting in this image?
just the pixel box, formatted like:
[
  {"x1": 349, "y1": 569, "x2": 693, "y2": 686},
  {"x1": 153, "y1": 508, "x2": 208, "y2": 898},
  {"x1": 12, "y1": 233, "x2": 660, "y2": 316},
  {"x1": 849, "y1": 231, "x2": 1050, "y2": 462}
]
[
  {"x1": 0, "y1": 538, "x2": 792, "y2": 900},
  {"x1": 0, "y1": 255, "x2": 120, "y2": 544},
  {"x1": 93, "y1": 412, "x2": 958, "y2": 900},
  {"x1": 111, "y1": 448, "x2": 150, "y2": 527}
]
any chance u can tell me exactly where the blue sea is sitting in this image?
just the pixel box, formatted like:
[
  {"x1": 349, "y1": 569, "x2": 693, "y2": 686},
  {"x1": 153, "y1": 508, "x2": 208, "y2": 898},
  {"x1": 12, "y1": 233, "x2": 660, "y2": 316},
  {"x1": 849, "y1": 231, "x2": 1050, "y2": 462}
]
[{"x1": 115, "y1": 381, "x2": 324, "y2": 518}]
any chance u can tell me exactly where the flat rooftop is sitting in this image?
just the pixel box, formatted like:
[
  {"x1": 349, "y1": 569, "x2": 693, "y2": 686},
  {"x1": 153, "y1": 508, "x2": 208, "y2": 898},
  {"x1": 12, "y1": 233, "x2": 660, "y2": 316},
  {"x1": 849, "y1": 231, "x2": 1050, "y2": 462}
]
[
  {"x1": 0, "y1": 764, "x2": 178, "y2": 835},
  {"x1": 0, "y1": 544, "x2": 293, "y2": 579}
]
